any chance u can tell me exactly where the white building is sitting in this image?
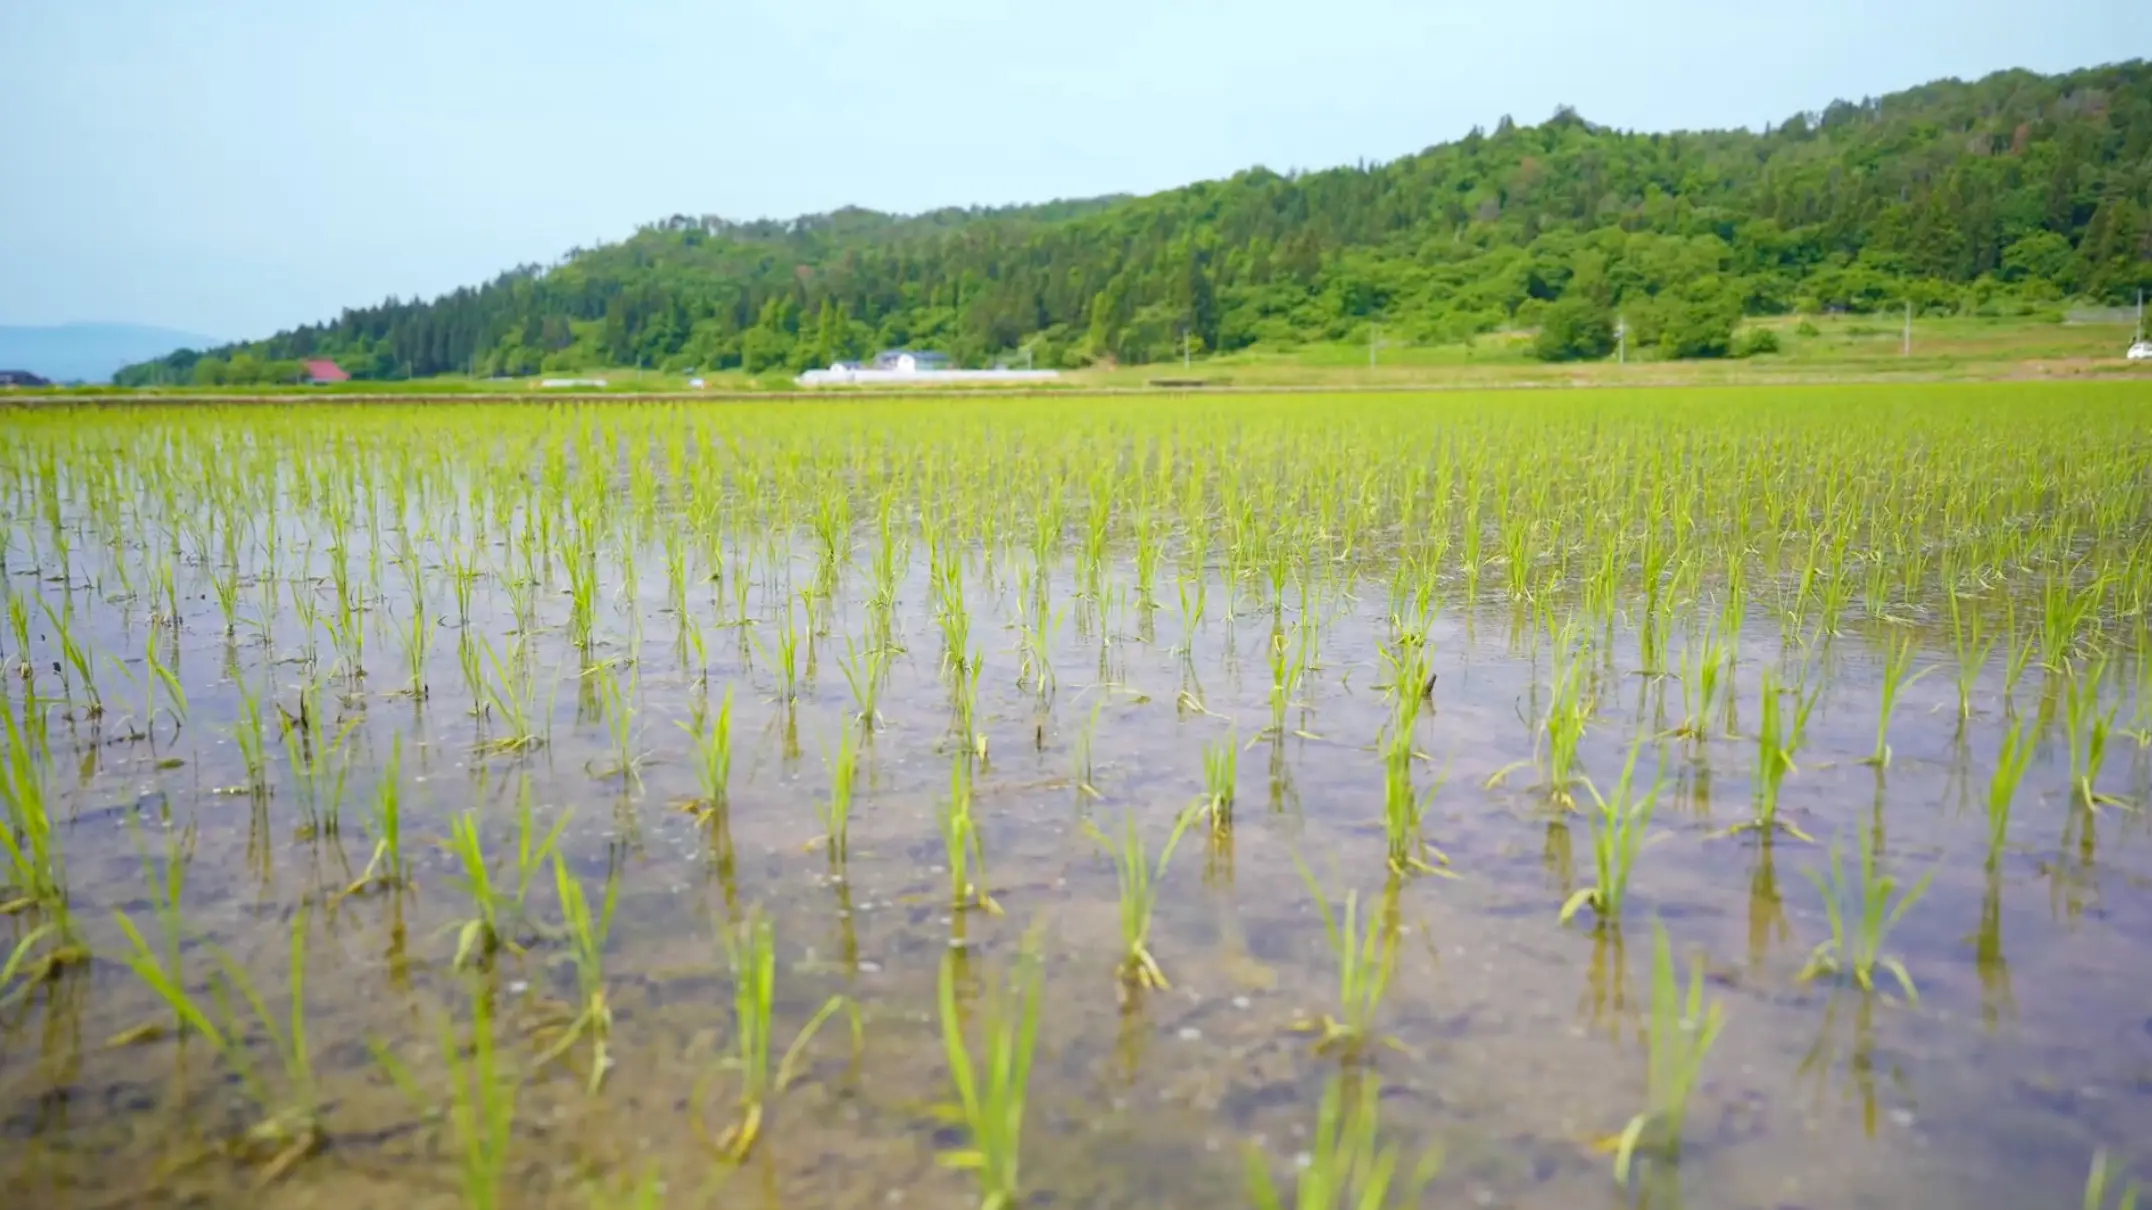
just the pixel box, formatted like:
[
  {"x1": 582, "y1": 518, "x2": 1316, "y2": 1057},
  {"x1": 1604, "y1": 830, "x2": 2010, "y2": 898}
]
[{"x1": 797, "y1": 348, "x2": 1058, "y2": 387}]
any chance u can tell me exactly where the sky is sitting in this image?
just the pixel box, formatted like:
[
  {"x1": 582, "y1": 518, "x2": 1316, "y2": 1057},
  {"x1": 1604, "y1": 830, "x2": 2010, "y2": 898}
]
[{"x1": 1, "y1": 0, "x2": 2143, "y2": 342}]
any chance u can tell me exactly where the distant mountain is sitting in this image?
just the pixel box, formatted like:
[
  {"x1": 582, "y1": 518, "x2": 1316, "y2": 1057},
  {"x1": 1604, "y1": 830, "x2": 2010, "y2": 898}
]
[
  {"x1": 120, "y1": 60, "x2": 2152, "y2": 382},
  {"x1": 1, "y1": 323, "x2": 220, "y2": 384}
]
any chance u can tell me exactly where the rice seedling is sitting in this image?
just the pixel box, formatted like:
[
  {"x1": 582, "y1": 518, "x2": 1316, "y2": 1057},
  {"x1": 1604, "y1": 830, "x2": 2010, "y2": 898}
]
[
  {"x1": 1606, "y1": 921, "x2": 1724, "y2": 1187},
  {"x1": 2084, "y1": 1151, "x2": 2142, "y2": 1210},
  {"x1": 1862, "y1": 627, "x2": 1931, "y2": 767},
  {"x1": 934, "y1": 923, "x2": 1045, "y2": 1210},
  {"x1": 534, "y1": 854, "x2": 618, "y2": 1093},
  {"x1": 1083, "y1": 804, "x2": 1200, "y2": 997},
  {"x1": 1947, "y1": 589, "x2": 1994, "y2": 721},
  {"x1": 1291, "y1": 859, "x2": 1400, "y2": 1060},
  {"x1": 1071, "y1": 699, "x2": 1103, "y2": 799},
  {"x1": 1671, "y1": 624, "x2": 1731, "y2": 741},
  {"x1": 1560, "y1": 736, "x2": 1662, "y2": 927},
  {"x1": 695, "y1": 908, "x2": 858, "y2": 1162},
  {"x1": 819, "y1": 724, "x2": 858, "y2": 866},
  {"x1": 476, "y1": 635, "x2": 545, "y2": 754},
  {"x1": 1984, "y1": 717, "x2": 2034, "y2": 866},
  {"x1": 0, "y1": 692, "x2": 69, "y2": 918},
  {"x1": 1797, "y1": 826, "x2": 1935, "y2": 1002},
  {"x1": 346, "y1": 734, "x2": 408, "y2": 895},
  {"x1": 941, "y1": 750, "x2": 1000, "y2": 915},
  {"x1": 2062, "y1": 660, "x2": 2126, "y2": 808},
  {"x1": 837, "y1": 631, "x2": 891, "y2": 727},
  {"x1": 1243, "y1": 1072, "x2": 1442, "y2": 1210},
  {"x1": 677, "y1": 685, "x2": 734, "y2": 821},
  {"x1": 583, "y1": 659, "x2": 646, "y2": 785},
  {"x1": 1736, "y1": 665, "x2": 1820, "y2": 842},
  {"x1": 442, "y1": 788, "x2": 571, "y2": 970},
  {"x1": 1199, "y1": 731, "x2": 1236, "y2": 835},
  {"x1": 38, "y1": 599, "x2": 99, "y2": 717},
  {"x1": 114, "y1": 903, "x2": 323, "y2": 1179},
  {"x1": 373, "y1": 987, "x2": 519, "y2": 1210}
]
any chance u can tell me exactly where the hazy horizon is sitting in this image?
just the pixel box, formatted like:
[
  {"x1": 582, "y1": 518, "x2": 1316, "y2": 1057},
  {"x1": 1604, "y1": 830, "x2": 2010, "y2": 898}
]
[{"x1": 2, "y1": 0, "x2": 2144, "y2": 342}]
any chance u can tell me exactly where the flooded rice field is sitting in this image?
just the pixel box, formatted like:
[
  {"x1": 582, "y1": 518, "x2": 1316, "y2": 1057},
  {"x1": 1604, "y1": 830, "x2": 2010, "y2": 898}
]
[{"x1": 2, "y1": 384, "x2": 2150, "y2": 1209}]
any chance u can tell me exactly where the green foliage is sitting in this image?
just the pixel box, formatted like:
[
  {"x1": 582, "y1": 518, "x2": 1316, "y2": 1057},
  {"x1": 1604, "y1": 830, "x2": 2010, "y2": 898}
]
[
  {"x1": 1532, "y1": 297, "x2": 1615, "y2": 362},
  {"x1": 118, "y1": 62, "x2": 2152, "y2": 383}
]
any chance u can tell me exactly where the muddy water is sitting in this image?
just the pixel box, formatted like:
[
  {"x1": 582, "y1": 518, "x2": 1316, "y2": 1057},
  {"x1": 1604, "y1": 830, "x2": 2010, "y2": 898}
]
[{"x1": 3, "y1": 537, "x2": 2150, "y2": 1210}]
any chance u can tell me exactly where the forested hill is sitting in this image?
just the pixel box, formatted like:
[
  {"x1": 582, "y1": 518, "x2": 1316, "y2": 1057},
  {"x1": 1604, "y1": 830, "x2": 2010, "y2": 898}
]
[{"x1": 122, "y1": 61, "x2": 2152, "y2": 383}]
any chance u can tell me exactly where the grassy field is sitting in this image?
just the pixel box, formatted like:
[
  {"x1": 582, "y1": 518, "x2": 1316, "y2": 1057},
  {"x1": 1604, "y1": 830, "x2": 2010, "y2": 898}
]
[
  {"x1": 1, "y1": 382, "x2": 2149, "y2": 1209},
  {"x1": 12, "y1": 314, "x2": 2148, "y2": 399}
]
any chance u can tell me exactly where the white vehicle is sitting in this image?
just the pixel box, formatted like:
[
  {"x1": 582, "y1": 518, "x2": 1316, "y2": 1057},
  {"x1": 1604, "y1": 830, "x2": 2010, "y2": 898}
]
[{"x1": 2128, "y1": 339, "x2": 2152, "y2": 361}]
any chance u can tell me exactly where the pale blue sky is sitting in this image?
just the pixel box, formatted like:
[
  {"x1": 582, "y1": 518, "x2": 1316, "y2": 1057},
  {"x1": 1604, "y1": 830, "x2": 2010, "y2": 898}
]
[{"x1": 0, "y1": 0, "x2": 2141, "y2": 340}]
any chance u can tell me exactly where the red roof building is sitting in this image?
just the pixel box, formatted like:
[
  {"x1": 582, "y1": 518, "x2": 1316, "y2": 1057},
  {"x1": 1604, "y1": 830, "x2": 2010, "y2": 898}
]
[{"x1": 302, "y1": 359, "x2": 350, "y2": 384}]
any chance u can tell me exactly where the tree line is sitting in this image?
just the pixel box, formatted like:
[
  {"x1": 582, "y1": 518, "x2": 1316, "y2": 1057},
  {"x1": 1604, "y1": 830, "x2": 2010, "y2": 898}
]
[{"x1": 120, "y1": 61, "x2": 2152, "y2": 384}]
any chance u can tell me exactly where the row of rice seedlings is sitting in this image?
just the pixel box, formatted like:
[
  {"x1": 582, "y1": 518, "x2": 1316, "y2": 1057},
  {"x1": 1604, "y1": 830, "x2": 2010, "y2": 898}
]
[
  {"x1": 698, "y1": 908, "x2": 858, "y2": 1161},
  {"x1": 1244, "y1": 1072, "x2": 1442, "y2": 1210},
  {"x1": 1796, "y1": 825, "x2": 1934, "y2": 1002}
]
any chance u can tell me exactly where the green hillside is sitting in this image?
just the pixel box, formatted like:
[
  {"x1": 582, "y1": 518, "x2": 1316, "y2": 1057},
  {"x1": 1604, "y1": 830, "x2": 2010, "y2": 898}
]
[{"x1": 120, "y1": 61, "x2": 2152, "y2": 385}]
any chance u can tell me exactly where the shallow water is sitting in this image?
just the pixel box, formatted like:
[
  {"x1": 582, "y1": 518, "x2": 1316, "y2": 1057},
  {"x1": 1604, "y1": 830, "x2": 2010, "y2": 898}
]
[{"x1": 2, "y1": 391, "x2": 2150, "y2": 1209}]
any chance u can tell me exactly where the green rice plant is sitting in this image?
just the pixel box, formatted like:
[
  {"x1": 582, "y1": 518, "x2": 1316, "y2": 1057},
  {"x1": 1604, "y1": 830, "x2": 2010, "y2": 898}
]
[
  {"x1": 1199, "y1": 731, "x2": 1236, "y2": 835},
  {"x1": 0, "y1": 692, "x2": 68, "y2": 918},
  {"x1": 1947, "y1": 590, "x2": 1993, "y2": 721},
  {"x1": 1244, "y1": 1072, "x2": 1441, "y2": 1210},
  {"x1": 1983, "y1": 717, "x2": 2034, "y2": 866},
  {"x1": 1378, "y1": 709, "x2": 1450, "y2": 878},
  {"x1": 3, "y1": 594, "x2": 30, "y2": 677},
  {"x1": 373, "y1": 988, "x2": 519, "y2": 1210},
  {"x1": 1071, "y1": 699, "x2": 1103, "y2": 799},
  {"x1": 1, "y1": 921, "x2": 61, "y2": 1008},
  {"x1": 232, "y1": 676, "x2": 268, "y2": 795},
  {"x1": 2084, "y1": 1151, "x2": 2142, "y2": 1210},
  {"x1": 1291, "y1": 859, "x2": 1399, "y2": 1059},
  {"x1": 1560, "y1": 736, "x2": 1662, "y2": 927},
  {"x1": 534, "y1": 854, "x2": 618, "y2": 1094},
  {"x1": 1607, "y1": 921, "x2": 1724, "y2": 1187},
  {"x1": 442, "y1": 790, "x2": 570, "y2": 970},
  {"x1": 819, "y1": 724, "x2": 858, "y2": 866},
  {"x1": 38, "y1": 600, "x2": 99, "y2": 717},
  {"x1": 392, "y1": 599, "x2": 431, "y2": 698},
  {"x1": 583, "y1": 660, "x2": 645, "y2": 785},
  {"x1": 1671, "y1": 625, "x2": 1730, "y2": 741},
  {"x1": 347, "y1": 734, "x2": 408, "y2": 895},
  {"x1": 475, "y1": 635, "x2": 544, "y2": 754},
  {"x1": 1797, "y1": 826, "x2": 1935, "y2": 1002},
  {"x1": 114, "y1": 904, "x2": 323, "y2": 1178},
  {"x1": 1862, "y1": 627, "x2": 1931, "y2": 766},
  {"x1": 837, "y1": 632, "x2": 891, "y2": 726},
  {"x1": 107, "y1": 815, "x2": 196, "y2": 1039},
  {"x1": 941, "y1": 750, "x2": 1000, "y2": 915},
  {"x1": 1083, "y1": 804, "x2": 1200, "y2": 997},
  {"x1": 1738, "y1": 665, "x2": 1820, "y2": 842},
  {"x1": 1541, "y1": 621, "x2": 1593, "y2": 807},
  {"x1": 934, "y1": 924, "x2": 1045, "y2": 1210},
  {"x1": 677, "y1": 685, "x2": 734, "y2": 822},
  {"x1": 696, "y1": 908, "x2": 858, "y2": 1162},
  {"x1": 279, "y1": 683, "x2": 356, "y2": 838},
  {"x1": 2062, "y1": 660, "x2": 2125, "y2": 808}
]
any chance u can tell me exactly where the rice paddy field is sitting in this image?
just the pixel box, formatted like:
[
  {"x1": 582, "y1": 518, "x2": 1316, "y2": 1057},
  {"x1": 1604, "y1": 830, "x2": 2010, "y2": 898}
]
[{"x1": 3, "y1": 382, "x2": 2151, "y2": 1210}]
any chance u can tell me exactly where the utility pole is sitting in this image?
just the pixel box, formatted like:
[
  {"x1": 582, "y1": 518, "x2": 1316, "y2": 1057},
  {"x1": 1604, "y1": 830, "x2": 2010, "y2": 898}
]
[
  {"x1": 2137, "y1": 289, "x2": 2144, "y2": 343},
  {"x1": 1902, "y1": 300, "x2": 1912, "y2": 357},
  {"x1": 1616, "y1": 315, "x2": 1626, "y2": 366}
]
